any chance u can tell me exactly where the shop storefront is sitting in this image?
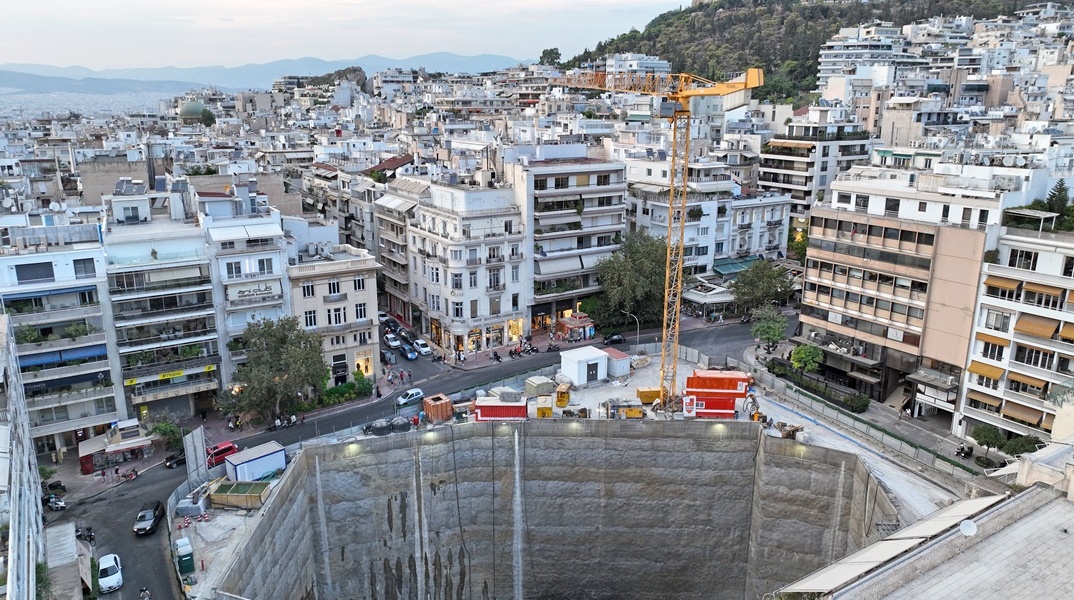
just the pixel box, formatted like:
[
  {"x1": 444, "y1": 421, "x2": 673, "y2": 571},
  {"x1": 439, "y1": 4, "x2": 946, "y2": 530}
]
[
  {"x1": 507, "y1": 318, "x2": 524, "y2": 343},
  {"x1": 467, "y1": 328, "x2": 482, "y2": 352},
  {"x1": 485, "y1": 325, "x2": 504, "y2": 348}
]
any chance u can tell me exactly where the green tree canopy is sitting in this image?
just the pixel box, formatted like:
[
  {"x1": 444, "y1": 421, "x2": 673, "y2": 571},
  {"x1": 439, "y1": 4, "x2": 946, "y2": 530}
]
[
  {"x1": 233, "y1": 317, "x2": 327, "y2": 418},
  {"x1": 970, "y1": 424, "x2": 1006, "y2": 458},
  {"x1": 539, "y1": 48, "x2": 562, "y2": 66},
  {"x1": 1046, "y1": 179, "x2": 1070, "y2": 215},
  {"x1": 751, "y1": 305, "x2": 788, "y2": 354},
  {"x1": 787, "y1": 229, "x2": 808, "y2": 261},
  {"x1": 589, "y1": 230, "x2": 668, "y2": 327},
  {"x1": 200, "y1": 108, "x2": 216, "y2": 127},
  {"x1": 1002, "y1": 435, "x2": 1042, "y2": 456},
  {"x1": 729, "y1": 260, "x2": 793, "y2": 313},
  {"x1": 790, "y1": 344, "x2": 823, "y2": 372}
]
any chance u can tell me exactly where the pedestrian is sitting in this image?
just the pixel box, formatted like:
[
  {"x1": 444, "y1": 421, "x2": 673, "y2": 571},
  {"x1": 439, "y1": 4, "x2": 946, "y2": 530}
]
[
  {"x1": 399, "y1": 369, "x2": 405, "y2": 383},
  {"x1": 101, "y1": 468, "x2": 107, "y2": 481},
  {"x1": 114, "y1": 467, "x2": 120, "y2": 479},
  {"x1": 301, "y1": 414, "x2": 305, "y2": 425},
  {"x1": 376, "y1": 386, "x2": 381, "y2": 399},
  {"x1": 407, "y1": 368, "x2": 413, "y2": 382},
  {"x1": 201, "y1": 410, "x2": 207, "y2": 423}
]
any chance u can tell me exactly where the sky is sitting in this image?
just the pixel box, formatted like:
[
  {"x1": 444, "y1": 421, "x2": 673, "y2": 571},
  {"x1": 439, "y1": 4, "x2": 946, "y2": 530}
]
[{"x1": 1, "y1": 0, "x2": 686, "y2": 70}]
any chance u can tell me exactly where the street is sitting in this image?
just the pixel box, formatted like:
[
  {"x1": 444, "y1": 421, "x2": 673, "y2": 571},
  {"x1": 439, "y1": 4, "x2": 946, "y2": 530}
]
[{"x1": 58, "y1": 318, "x2": 785, "y2": 599}]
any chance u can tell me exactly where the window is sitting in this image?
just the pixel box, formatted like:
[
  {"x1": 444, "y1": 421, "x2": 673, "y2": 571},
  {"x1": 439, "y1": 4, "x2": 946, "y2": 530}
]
[
  {"x1": 976, "y1": 375, "x2": 999, "y2": 390},
  {"x1": 646, "y1": 168, "x2": 653, "y2": 176},
  {"x1": 302, "y1": 281, "x2": 315, "y2": 298},
  {"x1": 429, "y1": 266, "x2": 440, "y2": 284},
  {"x1": 328, "y1": 279, "x2": 340, "y2": 295},
  {"x1": 699, "y1": 227, "x2": 709, "y2": 237},
  {"x1": 73, "y1": 258, "x2": 96, "y2": 279},
  {"x1": 511, "y1": 265, "x2": 519, "y2": 282},
  {"x1": 982, "y1": 342, "x2": 1004, "y2": 361},
  {"x1": 1007, "y1": 249, "x2": 1038, "y2": 271},
  {"x1": 1014, "y1": 345, "x2": 1052, "y2": 369},
  {"x1": 470, "y1": 299, "x2": 478, "y2": 318},
  {"x1": 534, "y1": 178, "x2": 548, "y2": 191},
  {"x1": 576, "y1": 174, "x2": 590, "y2": 187},
  {"x1": 221, "y1": 241, "x2": 235, "y2": 250},
  {"x1": 837, "y1": 193, "x2": 851, "y2": 205},
  {"x1": 918, "y1": 202, "x2": 927, "y2": 212},
  {"x1": 451, "y1": 249, "x2": 463, "y2": 261},
  {"x1": 327, "y1": 307, "x2": 345, "y2": 325},
  {"x1": 356, "y1": 303, "x2": 368, "y2": 320},
  {"x1": 257, "y1": 258, "x2": 273, "y2": 275},
  {"x1": 226, "y1": 262, "x2": 242, "y2": 278},
  {"x1": 984, "y1": 309, "x2": 1011, "y2": 332},
  {"x1": 512, "y1": 293, "x2": 519, "y2": 311},
  {"x1": 95, "y1": 396, "x2": 116, "y2": 413},
  {"x1": 554, "y1": 176, "x2": 569, "y2": 189},
  {"x1": 357, "y1": 331, "x2": 370, "y2": 345},
  {"x1": 304, "y1": 310, "x2": 317, "y2": 328},
  {"x1": 489, "y1": 296, "x2": 501, "y2": 315},
  {"x1": 469, "y1": 271, "x2": 478, "y2": 288},
  {"x1": 1024, "y1": 290, "x2": 1061, "y2": 310},
  {"x1": 430, "y1": 295, "x2": 441, "y2": 312},
  {"x1": 452, "y1": 273, "x2": 463, "y2": 289},
  {"x1": 452, "y1": 302, "x2": 463, "y2": 318},
  {"x1": 353, "y1": 276, "x2": 365, "y2": 291},
  {"x1": 331, "y1": 336, "x2": 345, "y2": 346},
  {"x1": 884, "y1": 198, "x2": 900, "y2": 214},
  {"x1": 597, "y1": 174, "x2": 610, "y2": 186},
  {"x1": 1065, "y1": 256, "x2": 1074, "y2": 278},
  {"x1": 696, "y1": 246, "x2": 709, "y2": 256},
  {"x1": 1008, "y1": 379, "x2": 1044, "y2": 398}
]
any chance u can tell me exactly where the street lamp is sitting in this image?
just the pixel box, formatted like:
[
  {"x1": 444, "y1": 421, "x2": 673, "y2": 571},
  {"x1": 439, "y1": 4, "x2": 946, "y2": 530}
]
[{"x1": 621, "y1": 310, "x2": 640, "y2": 350}]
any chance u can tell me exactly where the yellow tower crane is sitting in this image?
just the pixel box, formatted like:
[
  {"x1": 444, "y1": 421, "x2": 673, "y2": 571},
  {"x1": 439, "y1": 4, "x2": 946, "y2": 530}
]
[{"x1": 554, "y1": 68, "x2": 764, "y2": 413}]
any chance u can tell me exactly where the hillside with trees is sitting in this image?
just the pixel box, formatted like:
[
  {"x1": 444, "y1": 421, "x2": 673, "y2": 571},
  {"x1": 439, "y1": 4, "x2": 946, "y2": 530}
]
[{"x1": 563, "y1": 0, "x2": 1028, "y2": 104}]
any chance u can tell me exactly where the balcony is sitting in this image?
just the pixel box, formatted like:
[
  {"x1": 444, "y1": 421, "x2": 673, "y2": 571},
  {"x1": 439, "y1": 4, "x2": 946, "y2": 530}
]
[
  {"x1": 766, "y1": 219, "x2": 783, "y2": 227},
  {"x1": 323, "y1": 292, "x2": 348, "y2": 304},
  {"x1": 32, "y1": 410, "x2": 120, "y2": 437},
  {"x1": 130, "y1": 379, "x2": 220, "y2": 404},
  {"x1": 122, "y1": 354, "x2": 220, "y2": 379},
  {"x1": 466, "y1": 258, "x2": 483, "y2": 266},
  {"x1": 16, "y1": 332, "x2": 107, "y2": 354},
  {"x1": 10, "y1": 303, "x2": 102, "y2": 325},
  {"x1": 216, "y1": 240, "x2": 282, "y2": 255},
  {"x1": 26, "y1": 385, "x2": 116, "y2": 411},
  {"x1": 113, "y1": 301, "x2": 214, "y2": 321},
  {"x1": 109, "y1": 276, "x2": 212, "y2": 297},
  {"x1": 116, "y1": 327, "x2": 216, "y2": 349},
  {"x1": 508, "y1": 252, "x2": 524, "y2": 262},
  {"x1": 737, "y1": 223, "x2": 753, "y2": 231},
  {"x1": 765, "y1": 242, "x2": 782, "y2": 251},
  {"x1": 227, "y1": 294, "x2": 284, "y2": 309},
  {"x1": 487, "y1": 283, "x2": 505, "y2": 292},
  {"x1": 22, "y1": 359, "x2": 110, "y2": 382},
  {"x1": 312, "y1": 320, "x2": 370, "y2": 335},
  {"x1": 486, "y1": 256, "x2": 505, "y2": 264}
]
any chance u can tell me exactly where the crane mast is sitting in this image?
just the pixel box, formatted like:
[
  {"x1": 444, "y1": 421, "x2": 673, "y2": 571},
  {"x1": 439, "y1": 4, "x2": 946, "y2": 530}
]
[{"x1": 552, "y1": 68, "x2": 764, "y2": 414}]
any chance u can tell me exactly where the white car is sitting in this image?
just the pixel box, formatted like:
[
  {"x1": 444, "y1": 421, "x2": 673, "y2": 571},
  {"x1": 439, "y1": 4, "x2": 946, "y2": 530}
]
[
  {"x1": 98, "y1": 553, "x2": 123, "y2": 593},
  {"x1": 412, "y1": 339, "x2": 433, "y2": 356},
  {"x1": 383, "y1": 333, "x2": 401, "y2": 349},
  {"x1": 396, "y1": 388, "x2": 425, "y2": 407},
  {"x1": 378, "y1": 311, "x2": 389, "y2": 322}
]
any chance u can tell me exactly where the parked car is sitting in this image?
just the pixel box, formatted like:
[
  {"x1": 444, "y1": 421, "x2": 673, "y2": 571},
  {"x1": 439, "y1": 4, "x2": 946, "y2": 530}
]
[
  {"x1": 412, "y1": 339, "x2": 433, "y2": 356},
  {"x1": 381, "y1": 317, "x2": 401, "y2": 333},
  {"x1": 396, "y1": 388, "x2": 425, "y2": 407},
  {"x1": 383, "y1": 333, "x2": 402, "y2": 349},
  {"x1": 207, "y1": 441, "x2": 239, "y2": 468},
  {"x1": 398, "y1": 329, "x2": 418, "y2": 345},
  {"x1": 133, "y1": 500, "x2": 165, "y2": 535},
  {"x1": 398, "y1": 343, "x2": 418, "y2": 361},
  {"x1": 98, "y1": 554, "x2": 123, "y2": 593},
  {"x1": 163, "y1": 449, "x2": 186, "y2": 468},
  {"x1": 603, "y1": 333, "x2": 626, "y2": 345},
  {"x1": 378, "y1": 311, "x2": 389, "y2": 322}
]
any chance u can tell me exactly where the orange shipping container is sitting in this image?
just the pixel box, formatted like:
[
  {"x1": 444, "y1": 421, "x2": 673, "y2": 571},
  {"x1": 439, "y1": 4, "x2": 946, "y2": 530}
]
[{"x1": 422, "y1": 394, "x2": 454, "y2": 424}]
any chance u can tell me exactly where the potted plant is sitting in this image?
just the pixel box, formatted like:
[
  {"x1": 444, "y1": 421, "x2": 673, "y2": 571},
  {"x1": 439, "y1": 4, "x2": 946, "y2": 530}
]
[{"x1": 150, "y1": 249, "x2": 158, "y2": 260}]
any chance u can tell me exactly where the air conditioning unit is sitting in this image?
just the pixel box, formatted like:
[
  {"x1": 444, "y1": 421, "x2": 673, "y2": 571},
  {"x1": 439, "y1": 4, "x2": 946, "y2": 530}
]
[
  {"x1": 288, "y1": 257, "x2": 297, "y2": 266},
  {"x1": 809, "y1": 331, "x2": 821, "y2": 340}
]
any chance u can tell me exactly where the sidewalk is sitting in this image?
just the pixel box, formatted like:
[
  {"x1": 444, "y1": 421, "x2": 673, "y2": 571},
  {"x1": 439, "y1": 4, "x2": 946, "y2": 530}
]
[{"x1": 44, "y1": 447, "x2": 166, "y2": 507}]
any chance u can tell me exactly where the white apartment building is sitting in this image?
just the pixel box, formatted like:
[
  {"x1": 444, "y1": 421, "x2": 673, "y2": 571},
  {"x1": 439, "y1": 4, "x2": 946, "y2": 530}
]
[
  {"x1": 504, "y1": 144, "x2": 628, "y2": 330},
  {"x1": 410, "y1": 172, "x2": 528, "y2": 354},
  {"x1": 1, "y1": 314, "x2": 45, "y2": 600},
  {"x1": 815, "y1": 32, "x2": 921, "y2": 91},
  {"x1": 959, "y1": 228, "x2": 1074, "y2": 443},
  {"x1": 605, "y1": 53, "x2": 672, "y2": 75},
  {"x1": 758, "y1": 103, "x2": 873, "y2": 219},
  {"x1": 374, "y1": 178, "x2": 428, "y2": 326},
  {"x1": 287, "y1": 242, "x2": 381, "y2": 387}
]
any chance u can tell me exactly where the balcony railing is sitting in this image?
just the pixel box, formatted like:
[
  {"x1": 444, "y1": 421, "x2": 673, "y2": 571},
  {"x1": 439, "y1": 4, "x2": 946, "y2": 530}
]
[
  {"x1": 766, "y1": 219, "x2": 783, "y2": 226},
  {"x1": 10, "y1": 303, "x2": 103, "y2": 325},
  {"x1": 116, "y1": 327, "x2": 216, "y2": 348},
  {"x1": 114, "y1": 301, "x2": 213, "y2": 320},
  {"x1": 486, "y1": 256, "x2": 505, "y2": 264},
  {"x1": 109, "y1": 276, "x2": 212, "y2": 296},
  {"x1": 737, "y1": 223, "x2": 753, "y2": 230},
  {"x1": 22, "y1": 359, "x2": 110, "y2": 382},
  {"x1": 130, "y1": 379, "x2": 220, "y2": 404},
  {"x1": 487, "y1": 283, "x2": 505, "y2": 292},
  {"x1": 508, "y1": 252, "x2": 524, "y2": 261},
  {"x1": 466, "y1": 258, "x2": 483, "y2": 266},
  {"x1": 16, "y1": 332, "x2": 107, "y2": 354},
  {"x1": 323, "y1": 292, "x2": 348, "y2": 304},
  {"x1": 31, "y1": 410, "x2": 119, "y2": 437},
  {"x1": 226, "y1": 294, "x2": 284, "y2": 309},
  {"x1": 26, "y1": 385, "x2": 116, "y2": 411},
  {"x1": 122, "y1": 354, "x2": 219, "y2": 379}
]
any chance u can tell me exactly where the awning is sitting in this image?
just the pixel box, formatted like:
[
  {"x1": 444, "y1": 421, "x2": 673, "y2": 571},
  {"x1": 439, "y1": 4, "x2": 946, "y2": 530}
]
[
  {"x1": 966, "y1": 390, "x2": 1002, "y2": 407},
  {"x1": 1060, "y1": 323, "x2": 1074, "y2": 342},
  {"x1": 146, "y1": 266, "x2": 202, "y2": 283},
  {"x1": 535, "y1": 256, "x2": 583, "y2": 276},
  {"x1": 1042, "y1": 412, "x2": 1055, "y2": 431},
  {"x1": 18, "y1": 351, "x2": 61, "y2": 367},
  {"x1": 983, "y1": 275, "x2": 1020, "y2": 290},
  {"x1": 1001, "y1": 402, "x2": 1043, "y2": 424},
  {"x1": 847, "y1": 371, "x2": 881, "y2": 384},
  {"x1": 1014, "y1": 314, "x2": 1059, "y2": 338},
  {"x1": 243, "y1": 223, "x2": 284, "y2": 238},
  {"x1": 207, "y1": 226, "x2": 248, "y2": 243},
  {"x1": 2, "y1": 285, "x2": 97, "y2": 301},
  {"x1": 1023, "y1": 281, "x2": 1064, "y2": 296},
  {"x1": 1008, "y1": 371, "x2": 1047, "y2": 388},
  {"x1": 967, "y1": 361, "x2": 1004, "y2": 380},
  {"x1": 374, "y1": 195, "x2": 418, "y2": 212},
  {"x1": 60, "y1": 345, "x2": 107, "y2": 361},
  {"x1": 712, "y1": 255, "x2": 761, "y2": 277},
  {"x1": 580, "y1": 254, "x2": 605, "y2": 269},
  {"x1": 767, "y1": 139, "x2": 816, "y2": 149},
  {"x1": 975, "y1": 331, "x2": 1010, "y2": 346},
  {"x1": 630, "y1": 183, "x2": 669, "y2": 194}
]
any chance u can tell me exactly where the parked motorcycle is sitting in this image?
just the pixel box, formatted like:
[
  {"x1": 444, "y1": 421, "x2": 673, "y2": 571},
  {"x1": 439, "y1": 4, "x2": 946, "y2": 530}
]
[
  {"x1": 509, "y1": 348, "x2": 521, "y2": 359},
  {"x1": 47, "y1": 496, "x2": 66, "y2": 511},
  {"x1": 954, "y1": 444, "x2": 974, "y2": 459},
  {"x1": 547, "y1": 343, "x2": 561, "y2": 352},
  {"x1": 76, "y1": 526, "x2": 95, "y2": 544},
  {"x1": 492, "y1": 351, "x2": 503, "y2": 363}
]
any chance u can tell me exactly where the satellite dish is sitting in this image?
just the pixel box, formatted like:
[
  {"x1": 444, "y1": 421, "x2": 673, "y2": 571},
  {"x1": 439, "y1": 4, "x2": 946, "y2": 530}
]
[
  {"x1": 1015, "y1": 156, "x2": 1026, "y2": 167},
  {"x1": 2, "y1": 198, "x2": 12, "y2": 208},
  {"x1": 1003, "y1": 156, "x2": 1014, "y2": 167},
  {"x1": 49, "y1": 202, "x2": 60, "y2": 212},
  {"x1": 8, "y1": 206, "x2": 17, "y2": 213},
  {"x1": 959, "y1": 519, "x2": 978, "y2": 537}
]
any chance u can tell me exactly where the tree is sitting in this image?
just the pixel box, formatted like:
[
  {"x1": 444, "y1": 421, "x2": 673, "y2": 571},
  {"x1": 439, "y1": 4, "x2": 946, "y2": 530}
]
[
  {"x1": 751, "y1": 305, "x2": 788, "y2": 354},
  {"x1": 233, "y1": 317, "x2": 328, "y2": 419},
  {"x1": 589, "y1": 230, "x2": 669, "y2": 327},
  {"x1": 353, "y1": 371, "x2": 374, "y2": 398},
  {"x1": 790, "y1": 344, "x2": 823, "y2": 373},
  {"x1": 151, "y1": 422, "x2": 183, "y2": 450},
  {"x1": 729, "y1": 260, "x2": 793, "y2": 313},
  {"x1": 200, "y1": 108, "x2": 216, "y2": 127},
  {"x1": 539, "y1": 48, "x2": 562, "y2": 66},
  {"x1": 1046, "y1": 179, "x2": 1069, "y2": 216},
  {"x1": 787, "y1": 229, "x2": 808, "y2": 261},
  {"x1": 1002, "y1": 435, "x2": 1042, "y2": 456},
  {"x1": 39, "y1": 465, "x2": 56, "y2": 482},
  {"x1": 970, "y1": 424, "x2": 1005, "y2": 458}
]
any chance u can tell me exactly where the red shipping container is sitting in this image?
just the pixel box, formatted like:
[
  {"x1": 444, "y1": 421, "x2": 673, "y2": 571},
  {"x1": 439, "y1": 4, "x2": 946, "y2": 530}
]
[
  {"x1": 473, "y1": 399, "x2": 528, "y2": 422},
  {"x1": 684, "y1": 370, "x2": 751, "y2": 419}
]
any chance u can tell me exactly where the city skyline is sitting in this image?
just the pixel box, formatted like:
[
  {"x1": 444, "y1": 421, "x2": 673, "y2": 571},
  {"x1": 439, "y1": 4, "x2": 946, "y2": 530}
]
[{"x1": 0, "y1": 0, "x2": 684, "y2": 70}]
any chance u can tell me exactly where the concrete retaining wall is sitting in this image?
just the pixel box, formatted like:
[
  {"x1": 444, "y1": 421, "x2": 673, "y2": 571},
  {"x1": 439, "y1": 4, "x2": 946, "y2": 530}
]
[{"x1": 216, "y1": 420, "x2": 897, "y2": 600}]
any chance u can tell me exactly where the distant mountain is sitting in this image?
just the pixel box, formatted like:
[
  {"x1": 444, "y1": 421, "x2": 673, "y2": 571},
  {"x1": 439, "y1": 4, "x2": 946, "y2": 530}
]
[
  {"x1": 0, "y1": 70, "x2": 206, "y2": 95},
  {"x1": 0, "y1": 53, "x2": 527, "y2": 92}
]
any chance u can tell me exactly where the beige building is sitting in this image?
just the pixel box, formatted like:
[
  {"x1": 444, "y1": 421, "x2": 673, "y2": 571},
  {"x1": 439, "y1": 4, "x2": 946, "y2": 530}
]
[{"x1": 287, "y1": 244, "x2": 381, "y2": 387}]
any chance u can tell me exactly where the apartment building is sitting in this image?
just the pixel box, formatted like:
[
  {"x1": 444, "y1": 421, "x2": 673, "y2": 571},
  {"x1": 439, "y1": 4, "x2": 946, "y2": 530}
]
[
  {"x1": 799, "y1": 204, "x2": 984, "y2": 421},
  {"x1": 0, "y1": 221, "x2": 117, "y2": 457},
  {"x1": 0, "y1": 314, "x2": 44, "y2": 600},
  {"x1": 958, "y1": 228, "x2": 1074, "y2": 442},
  {"x1": 287, "y1": 242, "x2": 381, "y2": 387},
  {"x1": 374, "y1": 177, "x2": 428, "y2": 324},
  {"x1": 758, "y1": 103, "x2": 872, "y2": 219},
  {"x1": 505, "y1": 145, "x2": 628, "y2": 330},
  {"x1": 409, "y1": 171, "x2": 527, "y2": 354}
]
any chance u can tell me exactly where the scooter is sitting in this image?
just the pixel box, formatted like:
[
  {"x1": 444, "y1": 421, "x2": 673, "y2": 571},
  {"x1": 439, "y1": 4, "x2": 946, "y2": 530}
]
[
  {"x1": 432, "y1": 354, "x2": 445, "y2": 363},
  {"x1": 954, "y1": 444, "x2": 974, "y2": 459},
  {"x1": 48, "y1": 496, "x2": 66, "y2": 511},
  {"x1": 124, "y1": 468, "x2": 139, "y2": 481},
  {"x1": 509, "y1": 348, "x2": 521, "y2": 359},
  {"x1": 76, "y1": 526, "x2": 95, "y2": 544},
  {"x1": 492, "y1": 351, "x2": 502, "y2": 363},
  {"x1": 547, "y1": 343, "x2": 561, "y2": 352}
]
